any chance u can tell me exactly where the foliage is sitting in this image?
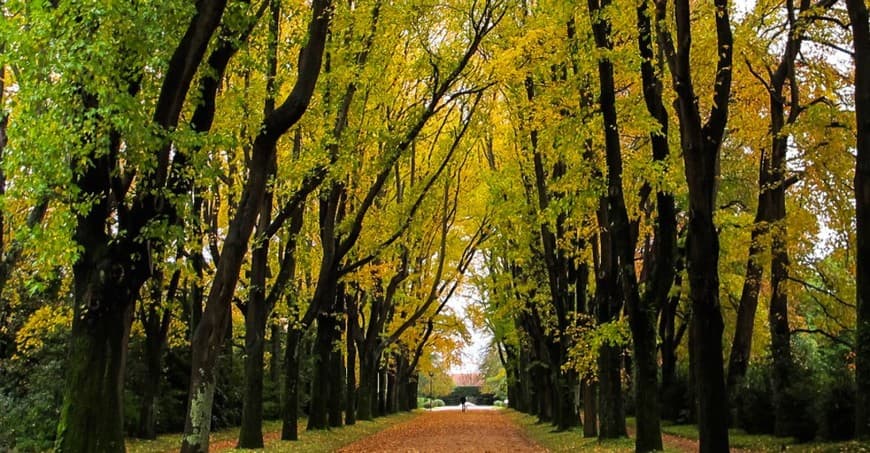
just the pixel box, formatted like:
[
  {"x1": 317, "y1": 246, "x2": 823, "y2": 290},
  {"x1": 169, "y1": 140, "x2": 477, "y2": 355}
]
[{"x1": 0, "y1": 303, "x2": 69, "y2": 451}]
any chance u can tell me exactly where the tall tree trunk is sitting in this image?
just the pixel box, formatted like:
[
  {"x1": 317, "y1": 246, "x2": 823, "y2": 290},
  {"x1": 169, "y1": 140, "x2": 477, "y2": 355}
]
[
  {"x1": 588, "y1": 0, "x2": 661, "y2": 446},
  {"x1": 768, "y1": 132, "x2": 793, "y2": 437},
  {"x1": 378, "y1": 367, "x2": 388, "y2": 416},
  {"x1": 658, "y1": 0, "x2": 733, "y2": 448},
  {"x1": 356, "y1": 350, "x2": 379, "y2": 420},
  {"x1": 660, "y1": 250, "x2": 686, "y2": 421},
  {"x1": 387, "y1": 367, "x2": 398, "y2": 414},
  {"x1": 727, "y1": 218, "x2": 766, "y2": 397},
  {"x1": 238, "y1": 160, "x2": 276, "y2": 447},
  {"x1": 595, "y1": 208, "x2": 627, "y2": 439},
  {"x1": 281, "y1": 328, "x2": 302, "y2": 440},
  {"x1": 271, "y1": 323, "x2": 282, "y2": 383},
  {"x1": 239, "y1": 3, "x2": 282, "y2": 445},
  {"x1": 848, "y1": 0, "x2": 870, "y2": 439},
  {"x1": 137, "y1": 299, "x2": 171, "y2": 440},
  {"x1": 346, "y1": 297, "x2": 358, "y2": 425},
  {"x1": 238, "y1": 279, "x2": 269, "y2": 447},
  {"x1": 181, "y1": 3, "x2": 330, "y2": 450},
  {"x1": 582, "y1": 381, "x2": 598, "y2": 438},
  {"x1": 56, "y1": 273, "x2": 135, "y2": 452},
  {"x1": 328, "y1": 336, "x2": 345, "y2": 427},
  {"x1": 308, "y1": 308, "x2": 338, "y2": 430}
]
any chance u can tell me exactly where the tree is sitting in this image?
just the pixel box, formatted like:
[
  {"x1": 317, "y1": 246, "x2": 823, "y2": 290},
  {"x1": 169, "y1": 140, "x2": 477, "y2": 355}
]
[
  {"x1": 847, "y1": 0, "x2": 870, "y2": 439},
  {"x1": 655, "y1": 0, "x2": 733, "y2": 449},
  {"x1": 181, "y1": 1, "x2": 332, "y2": 450}
]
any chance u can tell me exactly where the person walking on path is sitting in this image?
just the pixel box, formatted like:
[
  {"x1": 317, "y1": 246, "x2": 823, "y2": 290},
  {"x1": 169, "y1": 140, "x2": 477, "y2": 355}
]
[{"x1": 460, "y1": 396, "x2": 467, "y2": 412}]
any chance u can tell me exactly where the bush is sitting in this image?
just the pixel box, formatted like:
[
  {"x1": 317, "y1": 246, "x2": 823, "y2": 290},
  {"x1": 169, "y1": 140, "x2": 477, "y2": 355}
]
[
  {"x1": 734, "y1": 364, "x2": 775, "y2": 434},
  {"x1": 493, "y1": 400, "x2": 505, "y2": 407},
  {"x1": 0, "y1": 304, "x2": 69, "y2": 451},
  {"x1": 421, "y1": 398, "x2": 445, "y2": 409},
  {"x1": 815, "y1": 352, "x2": 855, "y2": 441},
  {"x1": 776, "y1": 371, "x2": 818, "y2": 442},
  {"x1": 0, "y1": 361, "x2": 64, "y2": 452},
  {"x1": 816, "y1": 376, "x2": 854, "y2": 441}
]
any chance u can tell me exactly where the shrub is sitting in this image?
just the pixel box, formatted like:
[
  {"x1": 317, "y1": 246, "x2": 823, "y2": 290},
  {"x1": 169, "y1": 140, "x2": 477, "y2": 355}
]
[
  {"x1": 814, "y1": 351, "x2": 855, "y2": 441},
  {"x1": 816, "y1": 376, "x2": 854, "y2": 441},
  {"x1": 776, "y1": 371, "x2": 818, "y2": 442},
  {"x1": 734, "y1": 364, "x2": 775, "y2": 434}
]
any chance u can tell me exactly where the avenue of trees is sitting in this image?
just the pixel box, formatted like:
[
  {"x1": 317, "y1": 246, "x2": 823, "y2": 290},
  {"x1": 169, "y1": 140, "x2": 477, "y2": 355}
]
[{"x1": 0, "y1": 0, "x2": 867, "y2": 452}]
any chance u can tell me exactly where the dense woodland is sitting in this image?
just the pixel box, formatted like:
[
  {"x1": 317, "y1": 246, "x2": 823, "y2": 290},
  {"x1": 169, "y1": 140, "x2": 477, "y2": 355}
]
[{"x1": 0, "y1": 0, "x2": 868, "y2": 452}]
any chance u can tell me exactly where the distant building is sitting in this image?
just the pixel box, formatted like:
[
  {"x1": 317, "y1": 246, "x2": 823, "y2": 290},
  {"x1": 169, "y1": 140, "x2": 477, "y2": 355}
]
[{"x1": 451, "y1": 372, "x2": 484, "y2": 387}]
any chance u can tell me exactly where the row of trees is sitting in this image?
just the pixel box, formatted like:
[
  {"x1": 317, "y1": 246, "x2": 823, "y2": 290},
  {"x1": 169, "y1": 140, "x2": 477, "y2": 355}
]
[
  {"x1": 1, "y1": 0, "x2": 504, "y2": 451},
  {"x1": 470, "y1": 0, "x2": 868, "y2": 452},
  {"x1": 1, "y1": 0, "x2": 868, "y2": 452}
]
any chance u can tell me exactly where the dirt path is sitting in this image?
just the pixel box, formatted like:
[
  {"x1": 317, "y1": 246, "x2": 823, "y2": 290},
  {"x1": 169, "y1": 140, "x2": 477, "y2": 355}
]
[{"x1": 338, "y1": 409, "x2": 547, "y2": 453}]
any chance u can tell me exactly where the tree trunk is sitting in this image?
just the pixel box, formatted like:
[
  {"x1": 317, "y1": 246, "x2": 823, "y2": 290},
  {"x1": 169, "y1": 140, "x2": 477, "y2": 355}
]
[
  {"x1": 329, "y1": 343, "x2": 345, "y2": 427},
  {"x1": 182, "y1": 2, "x2": 330, "y2": 449},
  {"x1": 683, "y1": 202, "x2": 730, "y2": 445},
  {"x1": 378, "y1": 367, "x2": 388, "y2": 416},
  {"x1": 281, "y1": 328, "x2": 302, "y2": 440},
  {"x1": 138, "y1": 337, "x2": 161, "y2": 440},
  {"x1": 137, "y1": 305, "x2": 170, "y2": 440},
  {"x1": 308, "y1": 312, "x2": 336, "y2": 430},
  {"x1": 56, "y1": 277, "x2": 135, "y2": 452},
  {"x1": 594, "y1": 211, "x2": 626, "y2": 439},
  {"x1": 597, "y1": 343, "x2": 626, "y2": 439},
  {"x1": 238, "y1": 278, "x2": 269, "y2": 448},
  {"x1": 405, "y1": 375, "x2": 418, "y2": 411},
  {"x1": 727, "y1": 222, "x2": 765, "y2": 397},
  {"x1": 660, "y1": 253, "x2": 686, "y2": 421},
  {"x1": 346, "y1": 309, "x2": 357, "y2": 425},
  {"x1": 271, "y1": 323, "x2": 282, "y2": 383},
  {"x1": 661, "y1": 0, "x2": 733, "y2": 448},
  {"x1": 582, "y1": 381, "x2": 598, "y2": 438},
  {"x1": 848, "y1": 0, "x2": 870, "y2": 439},
  {"x1": 387, "y1": 368, "x2": 398, "y2": 414},
  {"x1": 356, "y1": 350, "x2": 379, "y2": 420},
  {"x1": 769, "y1": 191, "x2": 793, "y2": 437},
  {"x1": 588, "y1": 0, "x2": 661, "y2": 446}
]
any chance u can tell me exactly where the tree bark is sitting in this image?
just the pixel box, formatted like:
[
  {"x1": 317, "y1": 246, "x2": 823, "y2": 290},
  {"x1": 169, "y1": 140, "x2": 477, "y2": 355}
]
[
  {"x1": 308, "y1": 306, "x2": 338, "y2": 429},
  {"x1": 582, "y1": 381, "x2": 598, "y2": 438},
  {"x1": 137, "y1": 294, "x2": 172, "y2": 440},
  {"x1": 595, "y1": 206, "x2": 627, "y2": 439},
  {"x1": 727, "y1": 219, "x2": 766, "y2": 396},
  {"x1": 346, "y1": 294, "x2": 358, "y2": 425},
  {"x1": 328, "y1": 323, "x2": 345, "y2": 427},
  {"x1": 281, "y1": 328, "x2": 302, "y2": 440},
  {"x1": 356, "y1": 350, "x2": 379, "y2": 420},
  {"x1": 56, "y1": 274, "x2": 135, "y2": 452},
  {"x1": 847, "y1": 0, "x2": 870, "y2": 439}
]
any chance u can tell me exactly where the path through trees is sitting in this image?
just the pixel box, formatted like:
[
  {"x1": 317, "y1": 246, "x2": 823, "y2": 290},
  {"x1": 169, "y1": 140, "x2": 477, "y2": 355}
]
[{"x1": 338, "y1": 409, "x2": 546, "y2": 453}]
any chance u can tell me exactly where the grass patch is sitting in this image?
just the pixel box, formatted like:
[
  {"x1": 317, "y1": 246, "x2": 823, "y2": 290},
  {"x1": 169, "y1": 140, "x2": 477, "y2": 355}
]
[
  {"x1": 127, "y1": 411, "x2": 421, "y2": 453},
  {"x1": 656, "y1": 420, "x2": 869, "y2": 452},
  {"x1": 503, "y1": 409, "x2": 636, "y2": 452}
]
